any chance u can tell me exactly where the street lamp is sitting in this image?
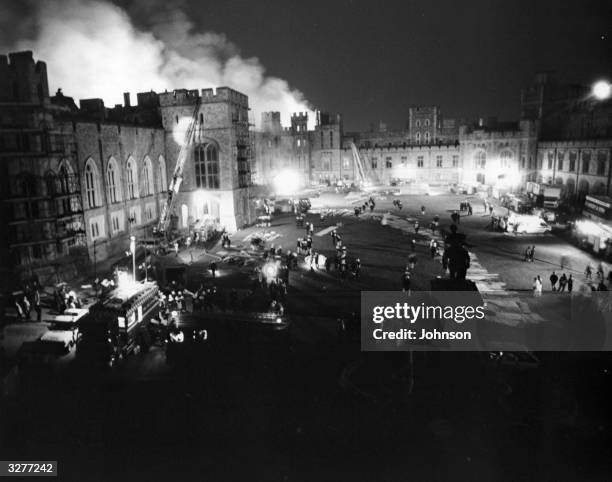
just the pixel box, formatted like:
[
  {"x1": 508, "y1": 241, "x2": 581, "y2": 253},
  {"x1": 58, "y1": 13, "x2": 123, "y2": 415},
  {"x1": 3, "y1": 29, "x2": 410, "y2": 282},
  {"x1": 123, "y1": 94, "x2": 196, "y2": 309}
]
[
  {"x1": 130, "y1": 235, "x2": 136, "y2": 282},
  {"x1": 592, "y1": 80, "x2": 612, "y2": 101}
]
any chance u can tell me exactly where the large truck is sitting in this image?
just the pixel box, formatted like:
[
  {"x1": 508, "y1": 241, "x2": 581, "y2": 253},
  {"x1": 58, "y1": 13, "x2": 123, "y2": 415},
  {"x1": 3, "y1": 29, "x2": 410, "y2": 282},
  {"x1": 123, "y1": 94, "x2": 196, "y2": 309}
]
[
  {"x1": 542, "y1": 186, "x2": 562, "y2": 209},
  {"x1": 77, "y1": 282, "x2": 159, "y2": 367}
]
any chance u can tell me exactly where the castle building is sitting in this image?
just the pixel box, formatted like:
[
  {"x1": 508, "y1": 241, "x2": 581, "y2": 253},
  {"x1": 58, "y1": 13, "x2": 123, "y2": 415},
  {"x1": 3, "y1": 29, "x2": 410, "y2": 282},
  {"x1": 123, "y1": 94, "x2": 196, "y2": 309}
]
[{"x1": 0, "y1": 51, "x2": 254, "y2": 285}]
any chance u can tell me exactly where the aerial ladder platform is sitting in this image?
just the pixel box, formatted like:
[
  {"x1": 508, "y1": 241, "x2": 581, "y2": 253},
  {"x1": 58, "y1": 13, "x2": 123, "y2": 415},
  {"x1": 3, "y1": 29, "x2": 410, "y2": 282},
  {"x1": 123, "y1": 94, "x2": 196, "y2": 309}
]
[{"x1": 155, "y1": 99, "x2": 201, "y2": 237}]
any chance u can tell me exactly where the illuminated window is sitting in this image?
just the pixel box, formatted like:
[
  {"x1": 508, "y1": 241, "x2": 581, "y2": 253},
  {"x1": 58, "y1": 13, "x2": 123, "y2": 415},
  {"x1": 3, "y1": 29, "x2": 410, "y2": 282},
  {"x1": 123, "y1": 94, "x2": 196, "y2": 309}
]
[
  {"x1": 142, "y1": 157, "x2": 154, "y2": 196},
  {"x1": 158, "y1": 155, "x2": 167, "y2": 192},
  {"x1": 475, "y1": 151, "x2": 486, "y2": 169},
  {"x1": 500, "y1": 150, "x2": 513, "y2": 169},
  {"x1": 84, "y1": 160, "x2": 99, "y2": 208},
  {"x1": 195, "y1": 144, "x2": 220, "y2": 189},
  {"x1": 106, "y1": 158, "x2": 121, "y2": 203},
  {"x1": 126, "y1": 157, "x2": 138, "y2": 199}
]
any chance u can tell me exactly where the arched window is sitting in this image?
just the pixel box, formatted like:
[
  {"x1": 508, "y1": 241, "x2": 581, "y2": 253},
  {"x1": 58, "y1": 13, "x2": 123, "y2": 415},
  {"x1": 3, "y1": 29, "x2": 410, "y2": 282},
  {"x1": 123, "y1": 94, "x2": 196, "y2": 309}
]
[
  {"x1": 424, "y1": 132, "x2": 430, "y2": 144},
  {"x1": 84, "y1": 159, "x2": 100, "y2": 209},
  {"x1": 126, "y1": 157, "x2": 138, "y2": 199},
  {"x1": 107, "y1": 157, "x2": 121, "y2": 203},
  {"x1": 142, "y1": 156, "x2": 154, "y2": 196},
  {"x1": 415, "y1": 120, "x2": 421, "y2": 128},
  {"x1": 57, "y1": 159, "x2": 74, "y2": 195},
  {"x1": 158, "y1": 155, "x2": 167, "y2": 192},
  {"x1": 194, "y1": 144, "x2": 220, "y2": 189},
  {"x1": 500, "y1": 150, "x2": 513, "y2": 169},
  {"x1": 475, "y1": 151, "x2": 486, "y2": 169},
  {"x1": 416, "y1": 132, "x2": 421, "y2": 143},
  {"x1": 45, "y1": 171, "x2": 56, "y2": 196},
  {"x1": 424, "y1": 119, "x2": 430, "y2": 127}
]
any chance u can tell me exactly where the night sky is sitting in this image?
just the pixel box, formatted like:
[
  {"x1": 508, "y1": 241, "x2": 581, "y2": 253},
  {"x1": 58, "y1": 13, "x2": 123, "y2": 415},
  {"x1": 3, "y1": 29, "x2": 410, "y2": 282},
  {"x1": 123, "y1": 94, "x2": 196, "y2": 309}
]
[{"x1": 142, "y1": 0, "x2": 611, "y2": 130}]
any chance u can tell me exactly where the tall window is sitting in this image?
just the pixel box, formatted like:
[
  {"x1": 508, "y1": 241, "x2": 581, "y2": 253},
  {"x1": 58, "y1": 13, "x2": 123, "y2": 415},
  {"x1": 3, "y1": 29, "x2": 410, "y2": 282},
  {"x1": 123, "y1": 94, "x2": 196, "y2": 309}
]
[
  {"x1": 416, "y1": 132, "x2": 421, "y2": 143},
  {"x1": 425, "y1": 119, "x2": 430, "y2": 127},
  {"x1": 597, "y1": 151, "x2": 607, "y2": 177},
  {"x1": 142, "y1": 157, "x2": 154, "y2": 196},
  {"x1": 84, "y1": 160, "x2": 99, "y2": 209},
  {"x1": 415, "y1": 120, "x2": 421, "y2": 128},
  {"x1": 329, "y1": 132, "x2": 333, "y2": 149},
  {"x1": 452, "y1": 155, "x2": 459, "y2": 168},
  {"x1": 436, "y1": 155, "x2": 443, "y2": 168},
  {"x1": 424, "y1": 132, "x2": 430, "y2": 143},
  {"x1": 417, "y1": 156, "x2": 424, "y2": 168},
  {"x1": 195, "y1": 144, "x2": 220, "y2": 189},
  {"x1": 569, "y1": 151, "x2": 577, "y2": 172},
  {"x1": 107, "y1": 158, "x2": 120, "y2": 203},
  {"x1": 475, "y1": 151, "x2": 486, "y2": 169},
  {"x1": 557, "y1": 152, "x2": 564, "y2": 171},
  {"x1": 158, "y1": 155, "x2": 167, "y2": 192},
  {"x1": 582, "y1": 151, "x2": 591, "y2": 174},
  {"x1": 126, "y1": 157, "x2": 138, "y2": 199},
  {"x1": 500, "y1": 150, "x2": 513, "y2": 169}
]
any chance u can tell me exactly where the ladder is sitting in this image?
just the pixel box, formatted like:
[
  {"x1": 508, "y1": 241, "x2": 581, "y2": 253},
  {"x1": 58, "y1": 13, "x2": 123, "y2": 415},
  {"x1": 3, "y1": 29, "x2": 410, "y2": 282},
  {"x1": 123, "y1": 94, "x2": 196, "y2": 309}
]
[
  {"x1": 350, "y1": 142, "x2": 378, "y2": 185},
  {"x1": 156, "y1": 99, "x2": 201, "y2": 235}
]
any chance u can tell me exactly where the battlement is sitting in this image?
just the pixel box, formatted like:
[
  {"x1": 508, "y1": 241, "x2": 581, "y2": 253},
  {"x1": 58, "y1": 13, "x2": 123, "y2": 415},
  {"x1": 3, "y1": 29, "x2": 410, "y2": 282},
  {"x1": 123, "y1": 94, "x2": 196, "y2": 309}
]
[
  {"x1": 0, "y1": 51, "x2": 49, "y2": 103},
  {"x1": 201, "y1": 87, "x2": 248, "y2": 106},
  {"x1": 158, "y1": 86, "x2": 249, "y2": 107},
  {"x1": 291, "y1": 112, "x2": 309, "y2": 120},
  {"x1": 158, "y1": 89, "x2": 200, "y2": 107}
]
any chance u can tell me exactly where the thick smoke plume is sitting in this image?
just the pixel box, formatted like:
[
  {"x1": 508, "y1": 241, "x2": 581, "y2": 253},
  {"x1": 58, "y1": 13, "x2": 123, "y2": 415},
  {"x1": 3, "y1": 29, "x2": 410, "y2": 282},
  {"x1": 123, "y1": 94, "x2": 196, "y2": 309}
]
[{"x1": 2, "y1": 0, "x2": 314, "y2": 128}]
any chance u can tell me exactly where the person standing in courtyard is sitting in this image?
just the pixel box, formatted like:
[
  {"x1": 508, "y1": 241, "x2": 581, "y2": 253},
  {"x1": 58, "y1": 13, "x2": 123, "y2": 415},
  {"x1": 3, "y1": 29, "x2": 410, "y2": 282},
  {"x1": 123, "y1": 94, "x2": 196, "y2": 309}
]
[
  {"x1": 414, "y1": 220, "x2": 420, "y2": 234},
  {"x1": 401, "y1": 270, "x2": 411, "y2": 294},
  {"x1": 585, "y1": 264, "x2": 592, "y2": 280},
  {"x1": 550, "y1": 271, "x2": 558, "y2": 291},
  {"x1": 568, "y1": 274, "x2": 574, "y2": 292},
  {"x1": 558, "y1": 273, "x2": 568, "y2": 292},
  {"x1": 529, "y1": 246, "x2": 535, "y2": 262},
  {"x1": 533, "y1": 276, "x2": 543, "y2": 297}
]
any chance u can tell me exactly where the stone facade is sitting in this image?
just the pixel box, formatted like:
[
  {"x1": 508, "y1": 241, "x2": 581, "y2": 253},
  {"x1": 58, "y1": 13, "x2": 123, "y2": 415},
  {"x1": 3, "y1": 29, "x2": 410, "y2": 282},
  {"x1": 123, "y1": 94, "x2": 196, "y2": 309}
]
[{"x1": 1, "y1": 51, "x2": 254, "y2": 284}]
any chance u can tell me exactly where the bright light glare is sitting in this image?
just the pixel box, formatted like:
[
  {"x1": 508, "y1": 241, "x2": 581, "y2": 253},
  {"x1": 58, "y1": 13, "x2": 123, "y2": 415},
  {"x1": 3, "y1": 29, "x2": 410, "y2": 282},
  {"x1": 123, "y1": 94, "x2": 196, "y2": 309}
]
[
  {"x1": 273, "y1": 170, "x2": 301, "y2": 195},
  {"x1": 575, "y1": 220, "x2": 605, "y2": 237},
  {"x1": 172, "y1": 117, "x2": 194, "y2": 146},
  {"x1": 592, "y1": 81, "x2": 612, "y2": 101},
  {"x1": 263, "y1": 263, "x2": 278, "y2": 279},
  {"x1": 116, "y1": 271, "x2": 140, "y2": 297}
]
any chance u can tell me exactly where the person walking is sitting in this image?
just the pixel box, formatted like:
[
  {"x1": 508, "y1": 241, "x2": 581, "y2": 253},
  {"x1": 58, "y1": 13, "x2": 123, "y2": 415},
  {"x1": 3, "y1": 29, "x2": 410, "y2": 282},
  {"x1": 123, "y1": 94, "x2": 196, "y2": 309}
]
[
  {"x1": 401, "y1": 270, "x2": 411, "y2": 294},
  {"x1": 209, "y1": 261, "x2": 217, "y2": 279},
  {"x1": 467, "y1": 203, "x2": 473, "y2": 216},
  {"x1": 533, "y1": 276, "x2": 543, "y2": 297},
  {"x1": 489, "y1": 204, "x2": 494, "y2": 215},
  {"x1": 22, "y1": 295, "x2": 31, "y2": 321},
  {"x1": 558, "y1": 273, "x2": 567, "y2": 292},
  {"x1": 408, "y1": 254, "x2": 417, "y2": 271},
  {"x1": 529, "y1": 246, "x2": 535, "y2": 262},
  {"x1": 550, "y1": 271, "x2": 558, "y2": 291},
  {"x1": 414, "y1": 221, "x2": 420, "y2": 234},
  {"x1": 585, "y1": 264, "x2": 593, "y2": 280},
  {"x1": 597, "y1": 263, "x2": 604, "y2": 280},
  {"x1": 32, "y1": 288, "x2": 42, "y2": 322},
  {"x1": 567, "y1": 274, "x2": 574, "y2": 292}
]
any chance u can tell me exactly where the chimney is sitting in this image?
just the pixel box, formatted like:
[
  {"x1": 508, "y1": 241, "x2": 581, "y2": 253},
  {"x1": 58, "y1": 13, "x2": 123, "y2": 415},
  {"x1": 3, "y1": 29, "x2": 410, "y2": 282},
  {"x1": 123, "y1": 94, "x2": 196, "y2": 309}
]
[{"x1": 123, "y1": 92, "x2": 131, "y2": 107}]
